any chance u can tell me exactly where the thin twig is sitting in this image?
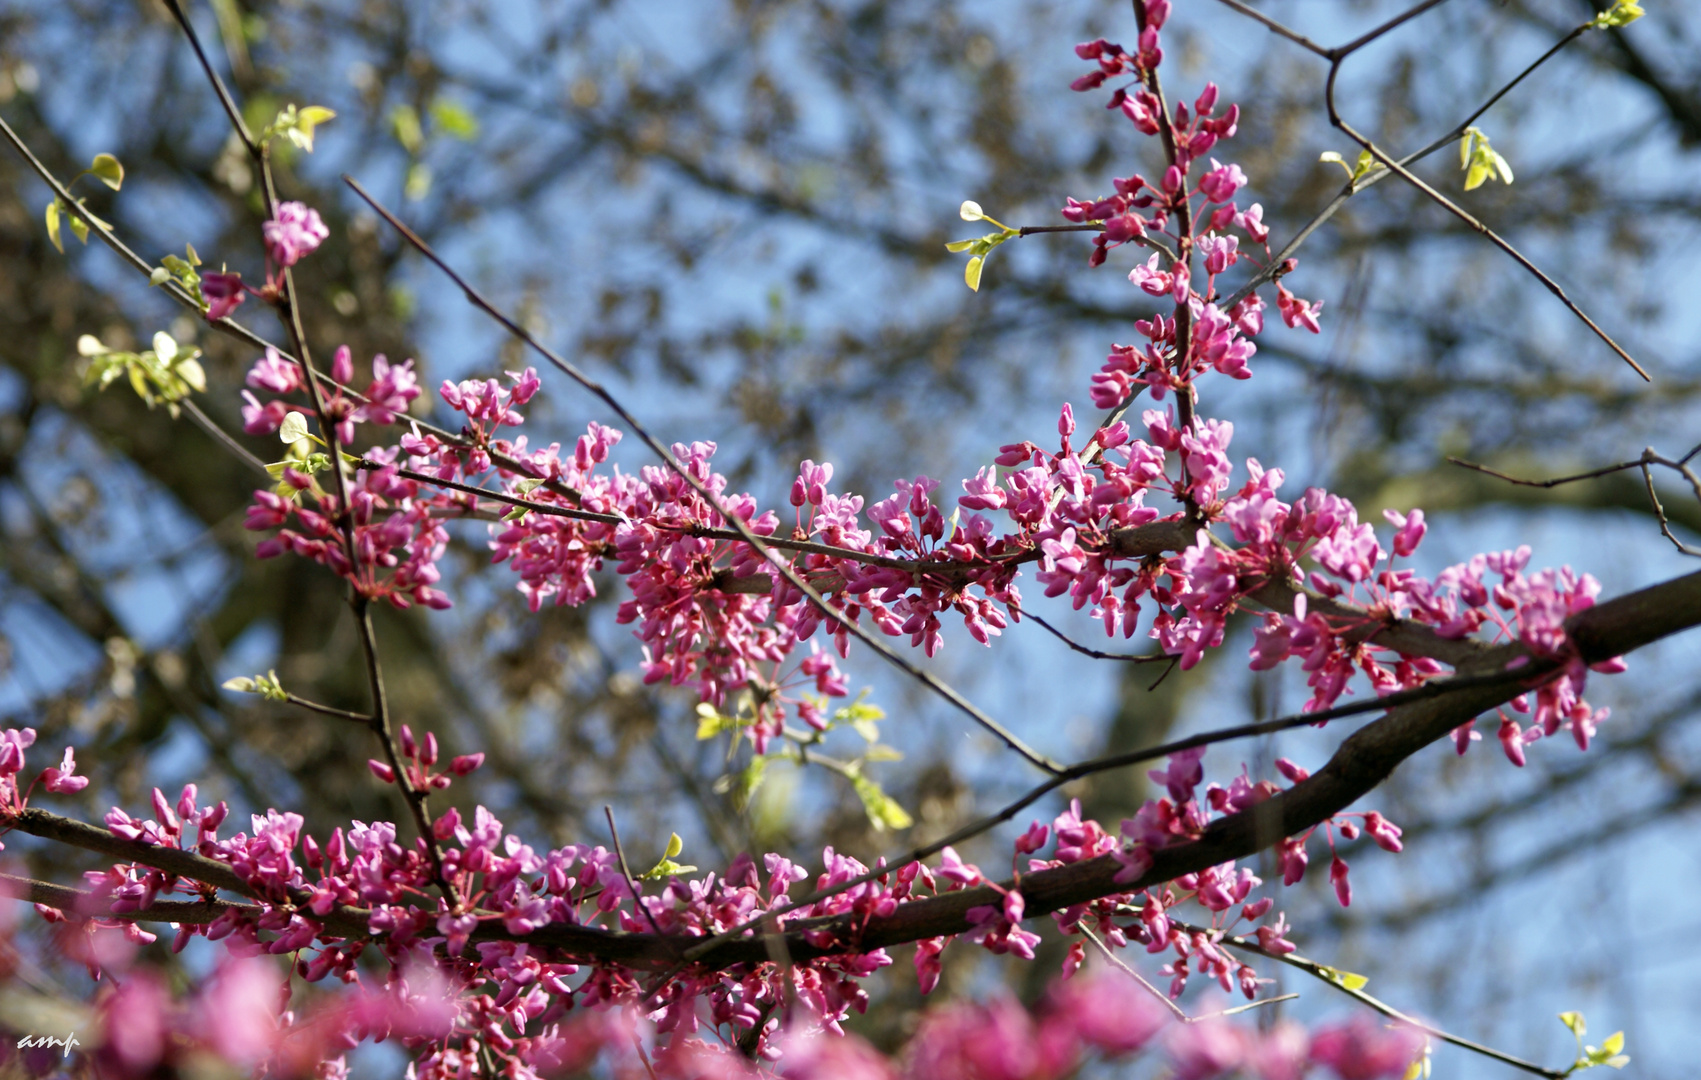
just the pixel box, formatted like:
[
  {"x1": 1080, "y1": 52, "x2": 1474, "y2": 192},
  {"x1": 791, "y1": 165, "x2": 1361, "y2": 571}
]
[
  {"x1": 1201, "y1": 924, "x2": 1566, "y2": 1078},
  {"x1": 604, "y1": 805, "x2": 669, "y2": 941},
  {"x1": 1023, "y1": 610, "x2": 1170, "y2": 663},
  {"x1": 1446, "y1": 452, "x2": 1653, "y2": 488},
  {"x1": 282, "y1": 693, "x2": 372, "y2": 723},
  {"x1": 1080, "y1": 922, "x2": 1189, "y2": 1019},
  {"x1": 1321, "y1": 60, "x2": 1648, "y2": 381}
]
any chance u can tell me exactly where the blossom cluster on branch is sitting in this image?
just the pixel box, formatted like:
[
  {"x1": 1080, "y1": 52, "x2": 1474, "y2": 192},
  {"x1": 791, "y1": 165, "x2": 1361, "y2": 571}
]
[{"x1": 3, "y1": 0, "x2": 1644, "y2": 1077}]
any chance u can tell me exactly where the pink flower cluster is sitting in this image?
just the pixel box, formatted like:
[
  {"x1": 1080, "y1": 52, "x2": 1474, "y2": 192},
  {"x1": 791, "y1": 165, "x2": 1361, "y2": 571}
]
[
  {"x1": 0, "y1": 727, "x2": 87, "y2": 824},
  {"x1": 199, "y1": 201, "x2": 330, "y2": 320},
  {"x1": 3, "y1": 718, "x2": 1436, "y2": 1079}
]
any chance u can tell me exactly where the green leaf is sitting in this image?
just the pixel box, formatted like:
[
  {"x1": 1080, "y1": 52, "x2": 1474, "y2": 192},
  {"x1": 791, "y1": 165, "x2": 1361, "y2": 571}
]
[
  {"x1": 851, "y1": 774, "x2": 913, "y2": 831},
  {"x1": 77, "y1": 335, "x2": 110, "y2": 357},
  {"x1": 89, "y1": 153, "x2": 124, "y2": 191},
  {"x1": 944, "y1": 239, "x2": 978, "y2": 253},
  {"x1": 1560, "y1": 1012, "x2": 1586, "y2": 1037},
  {"x1": 286, "y1": 105, "x2": 337, "y2": 152},
  {"x1": 404, "y1": 162, "x2": 433, "y2": 202},
  {"x1": 1459, "y1": 126, "x2": 1513, "y2": 192},
  {"x1": 731, "y1": 756, "x2": 767, "y2": 809},
  {"x1": 642, "y1": 834, "x2": 697, "y2": 879},
  {"x1": 68, "y1": 213, "x2": 90, "y2": 245},
  {"x1": 149, "y1": 267, "x2": 171, "y2": 287},
  {"x1": 175, "y1": 357, "x2": 207, "y2": 394},
  {"x1": 1589, "y1": 0, "x2": 1643, "y2": 29},
  {"x1": 45, "y1": 200, "x2": 63, "y2": 253},
  {"x1": 278, "y1": 411, "x2": 312, "y2": 445},
  {"x1": 222, "y1": 676, "x2": 257, "y2": 693},
  {"x1": 1318, "y1": 965, "x2": 1370, "y2": 991},
  {"x1": 152, "y1": 331, "x2": 177, "y2": 364},
  {"x1": 964, "y1": 255, "x2": 984, "y2": 292},
  {"x1": 390, "y1": 104, "x2": 425, "y2": 154},
  {"x1": 696, "y1": 702, "x2": 742, "y2": 740},
  {"x1": 959, "y1": 200, "x2": 985, "y2": 221},
  {"x1": 1599, "y1": 1032, "x2": 1624, "y2": 1057},
  {"x1": 430, "y1": 97, "x2": 479, "y2": 140}
]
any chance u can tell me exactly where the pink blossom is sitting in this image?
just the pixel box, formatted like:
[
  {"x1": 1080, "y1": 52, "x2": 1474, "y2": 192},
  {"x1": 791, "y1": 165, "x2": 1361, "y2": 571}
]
[
  {"x1": 1200, "y1": 159, "x2": 1247, "y2": 203},
  {"x1": 41, "y1": 746, "x2": 89, "y2": 793},
  {"x1": 262, "y1": 201, "x2": 329, "y2": 268},
  {"x1": 1308, "y1": 1018, "x2": 1425, "y2": 1080},
  {"x1": 201, "y1": 271, "x2": 247, "y2": 321}
]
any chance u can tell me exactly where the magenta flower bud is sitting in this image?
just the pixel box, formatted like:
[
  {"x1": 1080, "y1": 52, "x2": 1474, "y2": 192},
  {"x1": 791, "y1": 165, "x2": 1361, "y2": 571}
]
[
  {"x1": 1058, "y1": 402, "x2": 1075, "y2": 437},
  {"x1": 422, "y1": 731, "x2": 438, "y2": 766},
  {"x1": 1329, "y1": 854, "x2": 1351, "y2": 907},
  {"x1": 1145, "y1": 0, "x2": 1170, "y2": 30},
  {"x1": 330, "y1": 344, "x2": 353, "y2": 384},
  {"x1": 1195, "y1": 82, "x2": 1219, "y2": 115},
  {"x1": 201, "y1": 271, "x2": 246, "y2": 321},
  {"x1": 1103, "y1": 213, "x2": 1145, "y2": 243},
  {"x1": 1013, "y1": 822, "x2": 1050, "y2": 854},
  {"x1": 1275, "y1": 758, "x2": 1309, "y2": 783},
  {"x1": 399, "y1": 724, "x2": 417, "y2": 758},
  {"x1": 451, "y1": 753, "x2": 485, "y2": 776},
  {"x1": 368, "y1": 759, "x2": 396, "y2": 783},
  {"x1": 1162, "y1": 164, "x2": 1183, "y2": 193},
  {"x1": 433, "y1": 807, "x2": 462, "y2": 839}
]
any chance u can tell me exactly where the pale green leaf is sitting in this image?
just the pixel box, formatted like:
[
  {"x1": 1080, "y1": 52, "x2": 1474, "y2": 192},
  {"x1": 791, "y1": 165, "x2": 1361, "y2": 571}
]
[
  {"x1": 959, "y1": 200, "x2": 984, "y2": 221},
  {"x1": 1560, "y1": 1012, "x2": 1586, "y2": 1037},
  {"x1": 149, "y1": 267, "x2": 171, "y2": 287},
  {"x1": 944, "y1": 239, "x2": 977, "y2": 253},
  {"x1": 77, "y1": 335, "x2": 109, "y2": 357},
  {"x1": 68, "y1": 213, "x2": 90, "y2": 245},
  {"x1": 664, "y1": 832, "x2": 684, "y2": 859},
  {"x1": 390, "y1": 104, "x2": 425, "y2": 154},
  {"x1": 1600, "y1": 1032, "x2": 1624, "y2": 1056},
  {"x1": 1589, "y1": 1, "x2": 1643, "y2": 29},
  {"x1": 851, "y1": 774, "x2": 913, "y2": 831},
  {"x1": 286, "y1": 105, "x2": 337, "y2": 152},
  {"x1": 430, "y1": 98, "x2": 479, "y2": 140},
  {"x1": 152, "y1": 331, "x2": 177, "y2": 364},
  {"x1": 175, "y1": 357, "x2": 207, "y2": 394},
  {"x1": 1319, "y1": 965, "x2": 1369, "y2": 991},
  {"x1": 89, "y1": 153, "x2": 124, "y2": 190},
  {"x1": 45, "y1": 200, "x2": 63, "y2": 253},
  {"x1": 404, "y1": 162, "x2": 433, "y2": 202},
  {"x1": 278, "y1": 411, "x2": 311, "y2": 445},
  {"x1": 964, "y1": 255, "x2": 984, "y2": 292},
  {"x1": 1492, "y1": 149, "x2": 1514, "y2": 184},
  {"x1": 222, "y1": 676, "x2": 257, "y2": 692}
]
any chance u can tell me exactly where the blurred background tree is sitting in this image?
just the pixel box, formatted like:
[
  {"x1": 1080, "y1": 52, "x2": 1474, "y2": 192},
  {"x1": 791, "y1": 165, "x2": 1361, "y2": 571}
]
[{"x1": 1, "y1": 0, "x2": 1698, "y2": 1074}]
